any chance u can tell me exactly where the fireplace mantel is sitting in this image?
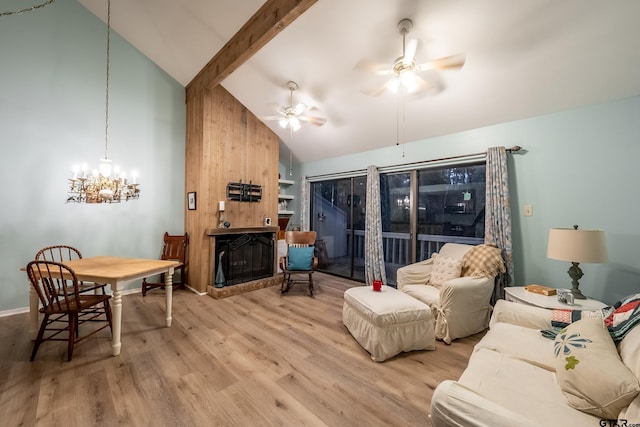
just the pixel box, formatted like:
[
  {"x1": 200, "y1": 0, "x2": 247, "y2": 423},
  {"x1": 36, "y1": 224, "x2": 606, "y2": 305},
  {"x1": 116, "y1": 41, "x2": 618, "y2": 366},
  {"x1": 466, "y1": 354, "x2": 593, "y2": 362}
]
[{"x1": 206, "y1": 226, "x2": 279, "y2": 236}]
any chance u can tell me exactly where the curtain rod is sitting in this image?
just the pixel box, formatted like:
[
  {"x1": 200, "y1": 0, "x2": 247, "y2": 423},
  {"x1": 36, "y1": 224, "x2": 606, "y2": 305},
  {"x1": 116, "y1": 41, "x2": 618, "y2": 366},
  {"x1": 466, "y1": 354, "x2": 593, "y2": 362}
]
[{"x1": 305, "y1": 145, "x2": 522, "y2": 181}]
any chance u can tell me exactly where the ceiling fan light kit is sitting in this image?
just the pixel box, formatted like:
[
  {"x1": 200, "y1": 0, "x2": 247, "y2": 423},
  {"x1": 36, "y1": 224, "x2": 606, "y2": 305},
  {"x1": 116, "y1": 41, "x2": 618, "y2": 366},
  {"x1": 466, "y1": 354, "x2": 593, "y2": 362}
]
[
  {"x1": 387, "y1": 68, "x2": 418, "y2": 94},
  {"x1": 279, "y1": 115, "x2": 301, "y2": 132}
]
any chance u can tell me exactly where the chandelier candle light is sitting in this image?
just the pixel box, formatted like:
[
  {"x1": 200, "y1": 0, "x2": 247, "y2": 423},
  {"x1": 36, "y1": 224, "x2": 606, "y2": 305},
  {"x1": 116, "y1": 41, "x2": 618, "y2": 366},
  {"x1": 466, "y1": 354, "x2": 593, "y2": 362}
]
[{"x1": 67, "y1": 0, "x2": 139, "y2": 203}]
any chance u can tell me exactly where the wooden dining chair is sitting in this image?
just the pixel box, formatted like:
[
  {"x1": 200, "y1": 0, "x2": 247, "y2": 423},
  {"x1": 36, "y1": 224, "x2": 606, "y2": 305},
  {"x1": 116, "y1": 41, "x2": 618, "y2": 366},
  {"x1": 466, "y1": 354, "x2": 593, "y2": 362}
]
[
  {"x1": 142, "y1": 232, "x2": 189, "y2": 296},
  {"x1": 26, "y1": 260, "x2": 113, "y2": 361},
  {"x1": 279, "y1": 231, "x2": 318, "y2": 296},
  {"x1": 35, "y1": 245, "x2": 107, "y2": 295}
]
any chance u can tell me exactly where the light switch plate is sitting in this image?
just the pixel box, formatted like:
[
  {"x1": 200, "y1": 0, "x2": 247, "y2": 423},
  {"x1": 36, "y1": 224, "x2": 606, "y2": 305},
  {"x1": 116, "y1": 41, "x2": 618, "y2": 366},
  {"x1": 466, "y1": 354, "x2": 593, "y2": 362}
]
[{"x1": 523, "y1": 205, "x2": 533, "y2": 217}]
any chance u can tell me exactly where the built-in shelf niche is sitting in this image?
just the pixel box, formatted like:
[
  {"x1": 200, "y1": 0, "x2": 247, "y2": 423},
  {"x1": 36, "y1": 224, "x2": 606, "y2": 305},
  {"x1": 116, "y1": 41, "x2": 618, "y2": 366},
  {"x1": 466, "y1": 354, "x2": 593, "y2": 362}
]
[{"x1": 278, "y1": 179, "x2": 295, "y2": 216}]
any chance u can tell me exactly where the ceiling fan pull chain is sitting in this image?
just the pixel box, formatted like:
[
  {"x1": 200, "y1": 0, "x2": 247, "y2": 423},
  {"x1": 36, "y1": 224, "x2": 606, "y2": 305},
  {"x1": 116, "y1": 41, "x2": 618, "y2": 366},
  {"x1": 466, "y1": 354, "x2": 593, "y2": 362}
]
[
  {"x1": 395, "y1": 89, "x2": 407, "y2": 157},
  {"x1": 396, "y1": 93, "x2": 400, "y2": 146},
  {"x1": 402, "y1": 90, "x2": 406, "y2": 158}
]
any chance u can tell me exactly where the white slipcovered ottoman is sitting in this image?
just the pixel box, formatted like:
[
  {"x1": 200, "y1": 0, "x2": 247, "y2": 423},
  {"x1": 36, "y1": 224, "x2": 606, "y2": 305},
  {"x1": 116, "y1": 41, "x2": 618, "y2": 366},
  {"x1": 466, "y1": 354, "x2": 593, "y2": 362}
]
[{"x1": 343, "y1": 285, "x2": 436, "y2": 362}]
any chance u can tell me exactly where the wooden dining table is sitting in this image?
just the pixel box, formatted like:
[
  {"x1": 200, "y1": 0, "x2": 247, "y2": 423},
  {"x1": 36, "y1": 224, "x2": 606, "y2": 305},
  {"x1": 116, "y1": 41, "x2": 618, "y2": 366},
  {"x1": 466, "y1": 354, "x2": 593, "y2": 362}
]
[{"x1": 25, "y1": 256, "x2": 180, "y2": 356}]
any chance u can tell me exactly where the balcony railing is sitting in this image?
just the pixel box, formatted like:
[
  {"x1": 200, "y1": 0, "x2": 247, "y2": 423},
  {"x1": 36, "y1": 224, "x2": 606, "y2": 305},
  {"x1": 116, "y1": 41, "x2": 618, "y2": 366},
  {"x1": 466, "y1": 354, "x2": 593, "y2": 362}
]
[{"x1": 347, "y1": 229, "x2": 482, "y2": 266}]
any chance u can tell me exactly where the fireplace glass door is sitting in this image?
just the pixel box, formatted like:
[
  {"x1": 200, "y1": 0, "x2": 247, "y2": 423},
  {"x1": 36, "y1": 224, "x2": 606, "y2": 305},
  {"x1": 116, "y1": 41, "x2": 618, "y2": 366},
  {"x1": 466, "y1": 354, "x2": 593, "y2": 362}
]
[{"x1": 214, "y1": 232, "x2": 274, "y2": 286}]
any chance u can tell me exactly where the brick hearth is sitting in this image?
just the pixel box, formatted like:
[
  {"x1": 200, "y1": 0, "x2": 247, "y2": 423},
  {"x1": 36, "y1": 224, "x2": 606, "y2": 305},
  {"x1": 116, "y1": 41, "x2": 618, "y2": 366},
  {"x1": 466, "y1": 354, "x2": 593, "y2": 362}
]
[{"x1": 207, "y1": 275, "x2": 281, "y2": 299}]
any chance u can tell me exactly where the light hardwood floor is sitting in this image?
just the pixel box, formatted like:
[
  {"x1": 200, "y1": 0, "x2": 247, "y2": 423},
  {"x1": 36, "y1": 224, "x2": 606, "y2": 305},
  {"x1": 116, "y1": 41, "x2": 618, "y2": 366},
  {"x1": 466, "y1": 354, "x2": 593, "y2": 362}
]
[{"x1": 0, "y1": 273, "x2": 484, "y2": 426}]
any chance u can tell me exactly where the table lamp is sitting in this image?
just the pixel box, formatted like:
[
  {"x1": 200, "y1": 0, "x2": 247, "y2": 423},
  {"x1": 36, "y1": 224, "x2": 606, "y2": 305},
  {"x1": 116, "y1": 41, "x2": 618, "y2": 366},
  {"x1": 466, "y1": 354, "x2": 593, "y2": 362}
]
[{"x1": 547, "y1": 225, "x2": 607, "y2": 299}]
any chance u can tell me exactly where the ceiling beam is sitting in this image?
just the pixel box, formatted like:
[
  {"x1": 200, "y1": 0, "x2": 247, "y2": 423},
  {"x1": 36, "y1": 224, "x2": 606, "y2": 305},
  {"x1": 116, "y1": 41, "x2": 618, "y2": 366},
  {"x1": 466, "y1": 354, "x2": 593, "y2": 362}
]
[{"x1": 186, "y1": 0, "x2": 318, "y2": 101}]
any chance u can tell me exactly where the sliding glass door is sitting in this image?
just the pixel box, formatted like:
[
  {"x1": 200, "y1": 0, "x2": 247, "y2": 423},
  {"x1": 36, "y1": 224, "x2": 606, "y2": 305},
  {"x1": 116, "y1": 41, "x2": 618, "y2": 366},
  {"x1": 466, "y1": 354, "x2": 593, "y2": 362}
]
[
  {"x1": 309, "y1": 162, "x2": 485, "y2": 286},
  {"x1": 310, "y1": 176, "x2": 366, "y2": 281}
]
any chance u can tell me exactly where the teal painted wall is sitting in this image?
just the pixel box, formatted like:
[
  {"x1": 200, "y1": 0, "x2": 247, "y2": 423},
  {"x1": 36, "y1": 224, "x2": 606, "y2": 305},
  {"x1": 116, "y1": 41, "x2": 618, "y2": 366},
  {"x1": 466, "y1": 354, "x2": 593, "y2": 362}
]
[
  {"x1": 301, "y1": 96, "x2": 640, "y2": 305},
  {"x1": 0, "y1": 0, "x2": 186, "y2": 312}
]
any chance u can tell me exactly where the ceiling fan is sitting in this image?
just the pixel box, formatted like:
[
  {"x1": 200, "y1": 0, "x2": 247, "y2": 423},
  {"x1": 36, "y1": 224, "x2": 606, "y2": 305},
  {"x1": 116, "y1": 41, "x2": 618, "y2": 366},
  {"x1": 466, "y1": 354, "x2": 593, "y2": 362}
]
[
  {"x1": 263, "y1": 81, "x2": 326, "y2": 131},
  {"x1": 356, "y1": 18, "x2": 465, "y2": 96}
]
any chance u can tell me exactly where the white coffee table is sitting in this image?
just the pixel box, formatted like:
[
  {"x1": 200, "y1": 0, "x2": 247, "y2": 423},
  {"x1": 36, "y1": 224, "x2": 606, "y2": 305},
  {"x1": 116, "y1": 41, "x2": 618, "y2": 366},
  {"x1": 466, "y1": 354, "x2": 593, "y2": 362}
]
[{"x1": 504, "y1": 286, "x2": 607, "y2": 310}]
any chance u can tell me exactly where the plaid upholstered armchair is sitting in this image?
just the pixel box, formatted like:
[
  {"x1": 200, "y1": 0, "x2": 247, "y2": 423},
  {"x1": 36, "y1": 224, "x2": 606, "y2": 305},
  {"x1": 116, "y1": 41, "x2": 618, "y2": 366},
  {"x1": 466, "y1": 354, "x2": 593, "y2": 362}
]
[{"x1": 396, "y1": 243, "x2": 505, "y2": 344}]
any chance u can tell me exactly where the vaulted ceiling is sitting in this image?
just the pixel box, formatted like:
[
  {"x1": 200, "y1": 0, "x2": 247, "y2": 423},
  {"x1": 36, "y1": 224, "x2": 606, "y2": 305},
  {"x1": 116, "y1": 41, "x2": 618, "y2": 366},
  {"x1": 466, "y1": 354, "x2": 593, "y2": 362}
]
[{"x1": 78, "y1": 0, "x2": 640, "y2": 163}]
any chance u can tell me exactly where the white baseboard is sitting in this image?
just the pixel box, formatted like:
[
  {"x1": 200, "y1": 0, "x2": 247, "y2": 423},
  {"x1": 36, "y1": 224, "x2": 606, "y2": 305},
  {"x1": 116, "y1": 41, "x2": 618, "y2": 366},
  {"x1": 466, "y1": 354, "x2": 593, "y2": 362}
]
[
  {"x1": 185, "y1": 285, "x2": 207, "y2": 296},
  {"x1": 0, "y1": 307, "x2": 29, "y2": 318}
]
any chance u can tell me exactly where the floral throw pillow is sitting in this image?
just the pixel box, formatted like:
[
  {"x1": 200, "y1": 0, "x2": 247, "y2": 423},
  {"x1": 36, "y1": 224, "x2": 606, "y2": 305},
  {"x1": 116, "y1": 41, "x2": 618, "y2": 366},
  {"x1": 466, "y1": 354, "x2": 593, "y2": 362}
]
[
  {"x1": 553, "y1": 318, "x2": 640, "y2": 419},
  {"x1": 427, "y1": 256, "x2": 463, "y2": 289}
]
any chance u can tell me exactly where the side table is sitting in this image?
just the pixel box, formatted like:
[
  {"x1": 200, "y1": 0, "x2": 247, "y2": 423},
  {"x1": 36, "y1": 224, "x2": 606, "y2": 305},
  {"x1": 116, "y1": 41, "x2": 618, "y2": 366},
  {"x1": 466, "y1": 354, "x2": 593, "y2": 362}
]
[{"x1": 504, "y1": 286, "x2": 608, "y2": 310}]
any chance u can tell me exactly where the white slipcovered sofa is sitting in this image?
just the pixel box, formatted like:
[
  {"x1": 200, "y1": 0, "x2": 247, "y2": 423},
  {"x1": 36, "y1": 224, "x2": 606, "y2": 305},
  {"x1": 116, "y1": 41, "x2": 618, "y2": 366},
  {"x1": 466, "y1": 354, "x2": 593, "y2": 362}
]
[
  {"x1": 397, "y1": 243, "x2": 505, "y2": 344},
  {"x1": 430, "y1": 299, "x2": 640, "y2": 426}
]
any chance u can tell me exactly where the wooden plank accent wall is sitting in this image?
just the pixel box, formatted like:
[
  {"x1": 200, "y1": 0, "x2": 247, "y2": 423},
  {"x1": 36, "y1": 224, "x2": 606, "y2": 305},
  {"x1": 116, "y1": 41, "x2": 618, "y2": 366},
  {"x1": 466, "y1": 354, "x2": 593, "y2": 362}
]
[
  {"x1": 184, "y1": 0, "x2": 320, "y2": 293},
  {"x1": 185, "y1": 85, "x2": 279, "y2": 293}
]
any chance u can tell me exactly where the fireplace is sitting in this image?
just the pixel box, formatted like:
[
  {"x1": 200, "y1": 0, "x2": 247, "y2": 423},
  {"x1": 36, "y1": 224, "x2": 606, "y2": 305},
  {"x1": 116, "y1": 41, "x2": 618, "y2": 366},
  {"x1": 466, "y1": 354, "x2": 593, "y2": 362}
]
[
  {"x1": 206, "y1": 227, "x2": 279, "y2": 295},
  {"x1": 214, "y1": 232, "x2": 274, "y2": 286}
]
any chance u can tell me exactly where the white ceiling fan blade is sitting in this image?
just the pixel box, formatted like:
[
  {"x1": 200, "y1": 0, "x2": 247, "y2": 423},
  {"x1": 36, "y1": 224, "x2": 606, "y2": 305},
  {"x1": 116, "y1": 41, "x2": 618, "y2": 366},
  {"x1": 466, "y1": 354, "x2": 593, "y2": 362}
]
[
  {"x1": 361, "y1": 82, "x2": 390, "y2": 97},
  {"x1": 293, "y1": 103, "x2": 307, "y2": 115},
  {"x1": 354, "y1": 58, "x2": 394, "y2": 76},
  {"x1": 403, "y1": 38, "x2": 418, "y2": 65},
  {"x1": 262, "y1": 115, "x2": 284, "y2": 121},
  {"x1": 299, "y1": 115, "x2": 327, "y2": 126},
  {"x1": 265, "y1": 102, "x2": 283, "y2": 113},
  {"x1": 417, "y1": 54, "x2": 466, "y2": 71},
  {"x1": 411, "y1": 75, "x2": 434, "y2": 95},
  {"x1": 306, "y1": 105, "x2": 322, "y2": 114}
]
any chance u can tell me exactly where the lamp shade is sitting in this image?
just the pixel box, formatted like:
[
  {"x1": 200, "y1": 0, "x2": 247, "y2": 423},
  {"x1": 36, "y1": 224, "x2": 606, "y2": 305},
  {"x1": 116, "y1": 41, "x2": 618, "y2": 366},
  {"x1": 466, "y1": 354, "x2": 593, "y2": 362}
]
[{"x1": 547, "y1": 228, "x2": 608, "y2": 263}]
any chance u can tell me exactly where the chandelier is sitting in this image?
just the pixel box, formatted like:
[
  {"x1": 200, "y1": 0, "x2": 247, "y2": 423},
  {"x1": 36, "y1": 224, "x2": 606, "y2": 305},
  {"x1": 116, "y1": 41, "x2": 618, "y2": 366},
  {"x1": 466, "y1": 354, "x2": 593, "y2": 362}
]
[
  {"x1": 67, "y1": 0, "x2": 140, "y2": 203},
  {"x1": 0, "y1": 0, "x2": 56, "y2": 16},
  {"x1": 397, "y1": 195, "x2": 410, "y2": 209}
]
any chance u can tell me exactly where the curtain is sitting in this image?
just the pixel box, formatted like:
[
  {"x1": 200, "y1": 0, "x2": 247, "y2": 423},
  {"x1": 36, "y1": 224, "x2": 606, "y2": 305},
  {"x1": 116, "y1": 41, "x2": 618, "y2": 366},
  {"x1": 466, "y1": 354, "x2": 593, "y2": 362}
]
[
  {"x1": 485, "y1": 146, "x2": 514, "y2": 302},
  {"x1": 300, "y1": 176, "x2": 310, "y2": 231},
  {"x1": 365, "y1": 166, "x2": 387, "y2": 286}
]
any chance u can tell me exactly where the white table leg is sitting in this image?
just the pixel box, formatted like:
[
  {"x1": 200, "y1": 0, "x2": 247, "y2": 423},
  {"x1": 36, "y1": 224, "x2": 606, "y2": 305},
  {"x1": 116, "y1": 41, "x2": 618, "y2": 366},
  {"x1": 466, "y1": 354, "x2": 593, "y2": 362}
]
[
  {"x1": 111, "y1": 288, "x2": 123, "y2": 356},
  {"x1": 29, "y1": 282, "x2": 39, "y2": 339},
  {"x1": 165, "y1": 268, "x2": 173, "y2": 327}
]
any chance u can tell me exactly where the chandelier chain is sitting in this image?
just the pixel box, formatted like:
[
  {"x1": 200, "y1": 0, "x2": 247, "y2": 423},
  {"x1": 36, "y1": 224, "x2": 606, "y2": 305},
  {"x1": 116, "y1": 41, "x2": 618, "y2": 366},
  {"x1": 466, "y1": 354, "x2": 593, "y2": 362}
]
[
  {"x1": 104, "y1": 0, "x2": 111, "y2": 160},
  {"x1": 0, "y1": 0, "x2": 56, "y2": 17}
]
